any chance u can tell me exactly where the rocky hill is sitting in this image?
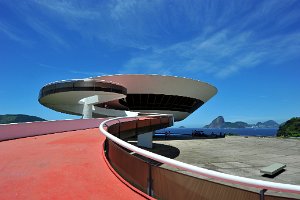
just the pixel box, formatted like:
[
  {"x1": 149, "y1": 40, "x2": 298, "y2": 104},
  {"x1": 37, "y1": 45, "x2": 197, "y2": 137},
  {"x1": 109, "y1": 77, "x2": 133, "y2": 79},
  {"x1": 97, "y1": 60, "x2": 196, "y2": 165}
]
[
  {"x1": 204, "y1": 116, "x2": 225, "y2": 128},
  {"x1": 256, "y1": 120, "x2": 279, "y2": 128},
  {"x1": 204, "y1": 116, "x2": 279, "y2": 128},
  {"x1": 0, "y1": 114, "x2": 46, "y2": 124}
]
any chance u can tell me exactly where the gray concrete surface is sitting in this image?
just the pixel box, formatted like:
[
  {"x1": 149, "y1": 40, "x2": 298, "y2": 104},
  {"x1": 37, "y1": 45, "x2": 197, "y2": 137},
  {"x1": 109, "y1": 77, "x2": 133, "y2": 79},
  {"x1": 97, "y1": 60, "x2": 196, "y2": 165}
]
[{"x1": 151, "y1": 136, "x2": 300, "y2": 199}]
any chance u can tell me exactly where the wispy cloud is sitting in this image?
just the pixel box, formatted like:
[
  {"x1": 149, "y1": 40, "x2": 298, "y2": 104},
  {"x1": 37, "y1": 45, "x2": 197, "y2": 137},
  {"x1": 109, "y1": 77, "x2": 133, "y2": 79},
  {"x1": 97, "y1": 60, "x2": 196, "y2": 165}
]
[
  {"x1": 1, "y1": 0, "x2": 300, "y2": 78},
  {"x1": 30, "y1": 0, "x2": 157, "y2": 49},
  {"x1": 0, "y1": 1, "x2": 70, "y2": 48},
  {"x1": 39, "y1": 63, "x2": 105, "y2": 76},
  {"x1": 122, "y1": 29, "x2": 300, "y2": 78},
  {"x1": 0, "y1": 21, "x2": 30, "y2": 45},
  {"x1": 25, "y1": 17, "x2": 69, "y2": 48},
  {"x1": 119, "y1": 0, "x2": 300, "y2": 78},
  {"x1": 34, "y1": 0, "x2": 100, "y2": 20}
]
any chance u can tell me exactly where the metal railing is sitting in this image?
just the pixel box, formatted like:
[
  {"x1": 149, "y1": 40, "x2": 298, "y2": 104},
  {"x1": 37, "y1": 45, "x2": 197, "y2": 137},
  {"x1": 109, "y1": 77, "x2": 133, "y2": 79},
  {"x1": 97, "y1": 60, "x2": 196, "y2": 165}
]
[{"x1": 99, "y1": 115, "x2": 300, "y2": 198}]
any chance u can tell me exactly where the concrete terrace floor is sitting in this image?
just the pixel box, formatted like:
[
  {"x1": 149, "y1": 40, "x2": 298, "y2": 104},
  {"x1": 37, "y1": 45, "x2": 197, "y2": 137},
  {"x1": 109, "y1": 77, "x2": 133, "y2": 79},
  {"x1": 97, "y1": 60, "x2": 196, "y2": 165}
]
[{"x1": 152, "y1": 136, "x2": 300, "y2": 199}]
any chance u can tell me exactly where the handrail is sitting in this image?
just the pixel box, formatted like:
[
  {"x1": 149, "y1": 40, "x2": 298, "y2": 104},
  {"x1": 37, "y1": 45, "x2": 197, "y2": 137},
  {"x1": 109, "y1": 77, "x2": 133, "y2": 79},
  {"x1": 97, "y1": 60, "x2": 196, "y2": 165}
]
[{"x1": 99, "y1": 115, "x2": 300, "y2": 195}]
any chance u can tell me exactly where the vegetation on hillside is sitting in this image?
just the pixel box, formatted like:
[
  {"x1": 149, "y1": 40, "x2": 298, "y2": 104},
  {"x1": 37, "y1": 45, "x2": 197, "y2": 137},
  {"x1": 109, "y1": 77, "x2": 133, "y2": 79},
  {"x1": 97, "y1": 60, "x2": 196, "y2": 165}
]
[
  {"x1": 0, "y1": 114, "x2": 46, "y2": 124},
  {"x1": 277, "y1": 117, "x2": 300, "y2": 137}
]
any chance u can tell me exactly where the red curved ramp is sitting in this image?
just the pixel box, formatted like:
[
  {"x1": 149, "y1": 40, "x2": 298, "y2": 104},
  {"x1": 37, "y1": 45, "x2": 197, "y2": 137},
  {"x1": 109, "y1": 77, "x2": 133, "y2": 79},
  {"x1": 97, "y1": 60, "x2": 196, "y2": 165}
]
[{"x1": 0, "y1": 128, "x2": 149, "y2": 199}]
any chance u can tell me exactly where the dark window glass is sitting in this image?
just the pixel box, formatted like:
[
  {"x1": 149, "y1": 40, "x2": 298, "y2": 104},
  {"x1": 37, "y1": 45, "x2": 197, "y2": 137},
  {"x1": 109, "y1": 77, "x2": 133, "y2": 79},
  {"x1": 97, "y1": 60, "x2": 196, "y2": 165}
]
[
  {"x1": 173, "y1": 96, "x2": 183, "y2": 105},
  {"x1": 161, "y1": 95, "x2": 171, "y2": 106},
  {"x1": 127, "y1": 95, "x2": 134, "y2": 105},
  {"x1": 155, "y1": 94, "x2": 163, "y2": 105},
  {"x1": 168, "y1": 96, "x2": 177, "y2": 105},
  {"x1": 122, "y1": 94, "x2": 204, "y2": 113},
  {"x1": 141, "y1": 94, "x2": 148, "y2": 105},
  {"x1": 148, "y1": 94, "x2": 155, "y2": 104},
  {"x1": 180, "y1": 97, "x2": 188, "y2": 106}
]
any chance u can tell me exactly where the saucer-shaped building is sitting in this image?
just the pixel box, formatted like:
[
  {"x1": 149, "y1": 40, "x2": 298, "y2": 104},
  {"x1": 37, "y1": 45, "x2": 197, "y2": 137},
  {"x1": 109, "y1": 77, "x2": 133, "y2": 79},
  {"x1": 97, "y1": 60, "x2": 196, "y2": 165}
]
[{"x1": 39, "y1": 74, "x2": 217, "y2": 121}]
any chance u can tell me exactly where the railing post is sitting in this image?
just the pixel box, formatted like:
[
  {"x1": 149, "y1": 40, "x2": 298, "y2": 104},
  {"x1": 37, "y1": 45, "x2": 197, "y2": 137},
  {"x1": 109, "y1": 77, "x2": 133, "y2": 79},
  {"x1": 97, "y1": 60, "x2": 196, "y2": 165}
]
[
  {"x1": 147, "y1": 164, "x2": 153, "y2": 197},
  {"x1": 135, "y1": 118, "x2": 138, "y2": 137},
  {"x1": 117, "y1": 119, "x2": 121, "y2": 138},
  {"x1": 105, "y1": 139, "x2": 109, "y2": 160},
  {"x1": 159, "y1": 116, "x2": 162, "y2": 127},
  {"x1": 259, "y1": 189, "x2": 267, "y2": 200},
  {"x1": 103, "y1": 123, "x2": 109, "y2": 159}
]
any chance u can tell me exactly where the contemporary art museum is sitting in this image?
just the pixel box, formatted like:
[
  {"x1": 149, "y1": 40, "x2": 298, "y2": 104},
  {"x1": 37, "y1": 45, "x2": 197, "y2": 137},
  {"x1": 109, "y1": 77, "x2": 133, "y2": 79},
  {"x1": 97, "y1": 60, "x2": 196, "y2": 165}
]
[
  {"x1": 38, "y1": 74, "x2": 217, "y2": 121},
  {"x1": 0, "y1": 74, "x2": 299, "y2": 200}
]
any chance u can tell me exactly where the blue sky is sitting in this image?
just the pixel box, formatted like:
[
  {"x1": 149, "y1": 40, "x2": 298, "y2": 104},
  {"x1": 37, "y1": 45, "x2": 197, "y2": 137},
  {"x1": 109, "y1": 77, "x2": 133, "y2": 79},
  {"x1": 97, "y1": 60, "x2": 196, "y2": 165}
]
[{"x1": 0, "y1": 0, "x2": 300, "y2": 127}]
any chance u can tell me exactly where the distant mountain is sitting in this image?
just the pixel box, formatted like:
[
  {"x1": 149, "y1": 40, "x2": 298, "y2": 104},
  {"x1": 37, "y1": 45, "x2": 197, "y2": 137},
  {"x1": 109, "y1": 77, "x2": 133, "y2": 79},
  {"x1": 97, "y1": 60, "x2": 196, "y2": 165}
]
[
  {"x1": 223, "y1": 121, "x2": 251, "y2": 128},
  {"x1": 204, "y1": 116, "x2": 279, "y2": 128},
  {"x1": 277, "y1": 117, "x2": 300, "y2": 137},
  {"x1": 204, "y1": 116, "x2": 225, "y2": 128},
  {"x1": 255, "y1": 120, "x2": 279, "y2": 128},
  {"x1": 0, "y1": 114, "x2": 46, "y2": 124},
  {"x1": 178, "y1": 126, "x2": 186, "y2": 128}
]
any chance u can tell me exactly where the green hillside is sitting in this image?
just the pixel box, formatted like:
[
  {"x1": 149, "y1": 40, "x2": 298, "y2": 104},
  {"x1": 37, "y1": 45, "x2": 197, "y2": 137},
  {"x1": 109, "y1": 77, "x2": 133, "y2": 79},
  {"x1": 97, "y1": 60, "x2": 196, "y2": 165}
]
[
  {"x1": 0, "y1": 114, "x2": 46, "y2": 124},
  {"x1": 277, "y1": 117, "x2": 300, "y2": 137}
]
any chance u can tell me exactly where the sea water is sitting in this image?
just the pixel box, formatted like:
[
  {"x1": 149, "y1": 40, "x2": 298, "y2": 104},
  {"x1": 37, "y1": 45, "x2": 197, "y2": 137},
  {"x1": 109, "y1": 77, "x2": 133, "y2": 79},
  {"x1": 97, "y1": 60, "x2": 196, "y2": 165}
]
[{"x1": 155, "y1": 128, "x2": 278, "y2": 137}]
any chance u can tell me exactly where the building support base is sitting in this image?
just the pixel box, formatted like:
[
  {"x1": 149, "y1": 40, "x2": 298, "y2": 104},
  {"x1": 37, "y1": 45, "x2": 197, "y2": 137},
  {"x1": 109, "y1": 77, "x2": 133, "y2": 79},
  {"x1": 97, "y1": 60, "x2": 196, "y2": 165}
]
[
  {"x1": 137, "y1": 132, "x2": 153, "y2": 149},
  {"x1": 82, "y1": 103, "x2": 93, "y2": 119}
]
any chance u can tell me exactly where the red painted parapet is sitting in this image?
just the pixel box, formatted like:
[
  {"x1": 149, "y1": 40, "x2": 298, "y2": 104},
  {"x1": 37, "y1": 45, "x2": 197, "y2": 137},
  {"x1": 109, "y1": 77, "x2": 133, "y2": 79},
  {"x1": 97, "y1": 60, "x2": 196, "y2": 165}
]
[
  {"x1": 137, "y1": 118, "x2": 151, "y2": 129},
  {"x1": 0, "y1": 118, "x2": 104, "y2": 141},
  {"x1": 160, "y1": 116, "x2": 171, "y2": 124},
  {"x1": 120, "y1": 120, "x2": 137, "y2": 132},
  {"x1": 105, "y1": 115, "x2": 173, "y2": 140},
  {"x1": 150, "y1": 118, "x2": 160, "y2": 126}
]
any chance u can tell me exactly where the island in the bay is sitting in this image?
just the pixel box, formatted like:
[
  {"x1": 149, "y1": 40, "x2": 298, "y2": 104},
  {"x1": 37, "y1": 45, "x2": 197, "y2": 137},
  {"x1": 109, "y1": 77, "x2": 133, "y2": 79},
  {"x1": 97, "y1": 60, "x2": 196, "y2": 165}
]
[{"x1": 203, "y1": 116, "x2": 279, "y2": 128}]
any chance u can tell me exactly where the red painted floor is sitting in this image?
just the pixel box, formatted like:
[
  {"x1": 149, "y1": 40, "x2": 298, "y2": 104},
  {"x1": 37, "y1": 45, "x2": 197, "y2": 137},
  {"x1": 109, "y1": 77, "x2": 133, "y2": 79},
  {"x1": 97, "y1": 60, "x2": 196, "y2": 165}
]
[{"x1": 0, "y1": 128, "x2": 147, "y2": 199}]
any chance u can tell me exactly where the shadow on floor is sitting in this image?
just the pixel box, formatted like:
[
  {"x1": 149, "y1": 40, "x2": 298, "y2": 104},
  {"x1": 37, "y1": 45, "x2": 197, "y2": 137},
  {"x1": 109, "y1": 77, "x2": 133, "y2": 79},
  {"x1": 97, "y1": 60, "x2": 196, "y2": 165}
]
[
  {"x1": 153, "y1": 135, "x2": 224, "y2": 141},
  {"x1": 128, "y1": 141, "x2": 180, "y2": 166}
]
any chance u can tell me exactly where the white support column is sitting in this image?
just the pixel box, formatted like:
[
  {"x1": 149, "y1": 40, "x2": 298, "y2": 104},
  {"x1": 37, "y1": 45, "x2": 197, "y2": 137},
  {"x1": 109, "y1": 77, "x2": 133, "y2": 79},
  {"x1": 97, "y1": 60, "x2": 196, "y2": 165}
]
[
  {"x1": 79, "y1": 95, "x2": 101, "y2": 119},
  {"x1": 82, "y1": 103, "x2": 93, "y2": 119},
  {"x1": 137, "y1": 131, "x2": 153, "y2": 149}
]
